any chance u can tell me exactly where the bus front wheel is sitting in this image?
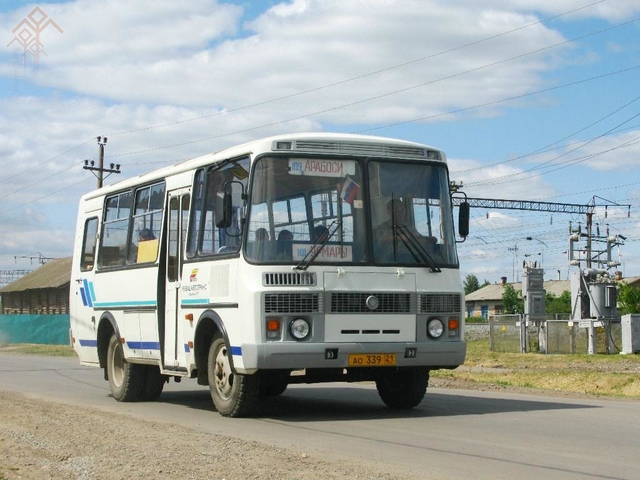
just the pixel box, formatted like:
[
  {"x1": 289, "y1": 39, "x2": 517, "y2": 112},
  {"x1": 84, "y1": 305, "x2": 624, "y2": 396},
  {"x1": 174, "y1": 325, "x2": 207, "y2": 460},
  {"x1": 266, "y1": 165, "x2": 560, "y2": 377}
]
[
  {"x1": 375, "y1": 367, "x2": 429, "y2": 409},
  {"x1": 106, "y1": 333, "x2": 144, "y2": 402},
  {"x1": 207, "y1": 335, "x2": 258, "y2": 417}
]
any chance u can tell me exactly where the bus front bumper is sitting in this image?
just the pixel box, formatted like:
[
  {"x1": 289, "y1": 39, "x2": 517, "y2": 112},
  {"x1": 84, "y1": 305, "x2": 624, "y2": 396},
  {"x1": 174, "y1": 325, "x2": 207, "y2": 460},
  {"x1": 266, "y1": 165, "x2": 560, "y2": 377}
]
[{"x1": 237, "y1": 340, "x2": 466, "y2": 373}]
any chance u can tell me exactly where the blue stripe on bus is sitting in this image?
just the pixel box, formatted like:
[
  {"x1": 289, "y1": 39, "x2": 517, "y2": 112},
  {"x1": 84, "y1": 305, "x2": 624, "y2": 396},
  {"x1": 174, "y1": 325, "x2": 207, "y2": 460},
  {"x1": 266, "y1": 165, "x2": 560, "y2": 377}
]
[
  {"x1": 93, "y1": 300, "x2": 157, "y2": 308},
  {"x1": 88, "y1": 281, "x2": 97, "y2": 302},
  {"x1": 181, "y1": 298, "x2": 209, "y2": 306},
  {"x1": 78, "y1": 340, "x2": 232, "y2": 355},
  {"x1": 79, "y1": 288, "x2": 88, "y2": 307},
  {"x1": 127, "y1": 341, "x2": 161, "y2": 350},
  {"x1": 83, "y1": 279, "x2": 94, "y2": 307}
]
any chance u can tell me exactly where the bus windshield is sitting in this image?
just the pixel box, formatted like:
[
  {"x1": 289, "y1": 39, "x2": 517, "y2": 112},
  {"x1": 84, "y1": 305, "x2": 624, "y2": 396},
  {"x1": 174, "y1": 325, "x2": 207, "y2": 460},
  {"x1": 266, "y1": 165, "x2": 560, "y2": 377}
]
[{"x1": 244, "y1": 156, "x2": 458, "y2": 268}]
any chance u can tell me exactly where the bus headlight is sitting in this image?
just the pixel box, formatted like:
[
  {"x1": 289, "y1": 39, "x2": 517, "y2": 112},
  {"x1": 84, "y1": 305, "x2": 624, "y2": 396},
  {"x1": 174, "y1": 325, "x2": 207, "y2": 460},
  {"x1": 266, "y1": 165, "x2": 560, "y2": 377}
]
[
  {"x1": 289, "y1": 318, "x2": 310, "y2": 340},
  {"x1": 427, "y1": 318, "x2": 444, "y2": 339}
]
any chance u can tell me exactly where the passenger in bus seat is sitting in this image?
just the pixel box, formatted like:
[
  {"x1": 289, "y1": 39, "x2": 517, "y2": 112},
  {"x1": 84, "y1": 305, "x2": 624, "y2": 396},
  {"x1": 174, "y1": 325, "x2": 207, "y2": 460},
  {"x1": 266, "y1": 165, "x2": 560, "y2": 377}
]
[
  {"x1": 133, "y1": 228, "x2": 157, "y2": 263},
  {"x1": 255, "y1": 228, "x2": 269, "y2": 241},
  {"x1": 139, "y1": 228, "x2": 155, "y2": 241},
  {"x1": 251, "y1": 228, "x2": 270, "y2": 260},
  {"x1": 275, "y1": 229, "x2": 293, "y2": 261}
]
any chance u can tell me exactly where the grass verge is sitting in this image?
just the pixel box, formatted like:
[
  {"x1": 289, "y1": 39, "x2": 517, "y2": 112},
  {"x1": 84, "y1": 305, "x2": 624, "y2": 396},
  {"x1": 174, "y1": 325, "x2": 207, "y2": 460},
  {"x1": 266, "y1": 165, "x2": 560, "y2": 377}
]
[
  {"x1": 431, "y1": 338, "x2": 640, "y2": 398},
  {"x1": 0, "y1": 344, "x2": 76, "y2": 357}
]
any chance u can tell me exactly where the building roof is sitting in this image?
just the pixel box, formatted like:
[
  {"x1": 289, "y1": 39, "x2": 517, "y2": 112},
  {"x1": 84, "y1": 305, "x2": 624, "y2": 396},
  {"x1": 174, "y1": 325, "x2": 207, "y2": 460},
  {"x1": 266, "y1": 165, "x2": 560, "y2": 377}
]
[
  {"x1": 465, "y1": 279, "x2": 571, "y2": 302},
  {"x1": 623, "y1": 276, "x2": 640, "y2": 288},
  {"x1": 0, "y1": 257, "x2": 72, "y2": 293},
  {"x1": 466, "y1": 275, "x2": 640, "y2": 302}
]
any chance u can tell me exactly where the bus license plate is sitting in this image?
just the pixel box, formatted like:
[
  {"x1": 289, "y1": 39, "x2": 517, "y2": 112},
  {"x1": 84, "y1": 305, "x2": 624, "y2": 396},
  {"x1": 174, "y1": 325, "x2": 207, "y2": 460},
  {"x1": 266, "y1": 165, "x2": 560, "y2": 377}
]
[{"x1": 348, "y1": 353, "x2": 396, "y2": 367}]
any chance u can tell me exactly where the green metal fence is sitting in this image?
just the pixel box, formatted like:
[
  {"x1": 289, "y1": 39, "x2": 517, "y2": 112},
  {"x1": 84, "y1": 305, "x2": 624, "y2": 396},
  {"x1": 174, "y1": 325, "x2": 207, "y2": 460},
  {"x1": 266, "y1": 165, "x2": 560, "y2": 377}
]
[{"x1": 0, "y1": 314, "x2": 70, "y2": 345}]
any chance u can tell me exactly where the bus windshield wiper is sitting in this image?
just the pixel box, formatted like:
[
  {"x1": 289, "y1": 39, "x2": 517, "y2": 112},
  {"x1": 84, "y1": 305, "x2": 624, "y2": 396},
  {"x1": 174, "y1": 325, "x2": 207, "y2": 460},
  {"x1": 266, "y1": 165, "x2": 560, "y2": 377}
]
[
  {"x1": 394, "y1": 225, "x2": 441, "y2": 273},
  {"x1": 295, "y1": 220, "x2": 341, "y2": 271}
]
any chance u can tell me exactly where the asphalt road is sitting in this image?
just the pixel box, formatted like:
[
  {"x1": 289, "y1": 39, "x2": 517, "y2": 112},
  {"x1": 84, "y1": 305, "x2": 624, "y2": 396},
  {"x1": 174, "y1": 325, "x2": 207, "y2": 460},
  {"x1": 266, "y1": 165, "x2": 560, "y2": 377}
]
[{"x1": 1, "y1": 354, "x2": 638, "y2": 480}]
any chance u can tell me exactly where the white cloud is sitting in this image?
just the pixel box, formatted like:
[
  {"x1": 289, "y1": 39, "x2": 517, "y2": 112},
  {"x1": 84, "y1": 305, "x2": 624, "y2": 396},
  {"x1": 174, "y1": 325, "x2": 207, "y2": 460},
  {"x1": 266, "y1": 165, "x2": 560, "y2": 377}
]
[
  {"x1": 1, "y1": 0, "x2": 639, "y2": 274},
  {"x1": 1, "y1": 0, "x2": 571, "y2": 117},
  {"x1": 449, "y1": 157, "x2": 558, "y2": 199}
]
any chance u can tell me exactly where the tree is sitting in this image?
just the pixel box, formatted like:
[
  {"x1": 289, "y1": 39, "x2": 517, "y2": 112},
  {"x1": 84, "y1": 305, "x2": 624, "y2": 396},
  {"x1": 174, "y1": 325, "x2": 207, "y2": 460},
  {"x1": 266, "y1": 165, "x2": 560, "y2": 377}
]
[
  {"x1": 618, "y1": 283, "x2": 640, "y2": 315},
  {"x1": 464, "y1": 274, "x2": 480, "y2": 294},
  {"x1": 502, "y1": 284, "x2": 523, "y2": 314},
  {"x1": 546, "y1": 291, "x2": 571, "y2": 314}
]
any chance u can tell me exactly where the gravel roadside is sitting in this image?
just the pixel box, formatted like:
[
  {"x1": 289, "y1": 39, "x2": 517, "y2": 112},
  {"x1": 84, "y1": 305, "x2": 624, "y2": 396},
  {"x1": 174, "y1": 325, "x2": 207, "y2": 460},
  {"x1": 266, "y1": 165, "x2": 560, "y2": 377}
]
[{"x1": 0, "y1": 390, "x2": 410, "y2": 480}]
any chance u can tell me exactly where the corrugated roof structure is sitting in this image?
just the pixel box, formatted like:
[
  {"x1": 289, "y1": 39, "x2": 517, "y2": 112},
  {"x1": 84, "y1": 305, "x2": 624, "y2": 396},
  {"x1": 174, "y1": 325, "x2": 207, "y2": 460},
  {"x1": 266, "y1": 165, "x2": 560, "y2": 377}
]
[
  {"x1": 0, "y1": 257, "x2": 72, "y2": 293},
  {"x1": 466, "y1": 276, "x2": 640, "y2": 302}
]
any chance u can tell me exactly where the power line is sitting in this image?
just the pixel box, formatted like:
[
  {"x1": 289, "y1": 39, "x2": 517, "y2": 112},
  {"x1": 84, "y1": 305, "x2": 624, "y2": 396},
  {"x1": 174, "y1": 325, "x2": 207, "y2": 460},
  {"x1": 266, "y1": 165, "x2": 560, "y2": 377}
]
[
  {"x1": 0, "y1": 3, "x2": 632, "y2": 218},
  {"x1": 452, "y1": 95, "x2": 640, "y2": 175},
  {"x1": 466, "y1": 133, "x2": 640, "y2": 187},
  {"x1": 0, "y1": 1, "x2": 608, "y2": 195},
  {"x1": 0, "y1": 4, "x2": 628, "y2": 199},
  {"x1": 104, "y1": 1, "x2": 607, "y2": 139},
  {"x1": 104, "y1": 16, "x2": 640, "y2": 160},
  {"x1": 0, "y1": 176, "x2": 92, "y2": 218},
  {"x1": 466, "y1": 111, "x2": 640, "y2": 186},
  {"x1": 358, "y1": 64, "x2": 640, "y2": 135},
  {"x1": 0, "y1": 137, "x2": 94, "y2": 185}
]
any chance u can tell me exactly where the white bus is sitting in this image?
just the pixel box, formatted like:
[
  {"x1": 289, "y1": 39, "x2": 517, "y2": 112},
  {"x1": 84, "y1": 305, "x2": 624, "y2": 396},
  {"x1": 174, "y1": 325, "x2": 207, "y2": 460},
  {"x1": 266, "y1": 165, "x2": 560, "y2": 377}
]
[{"x1": 70, "y1": 132, "x2": 470, "y2": 417}]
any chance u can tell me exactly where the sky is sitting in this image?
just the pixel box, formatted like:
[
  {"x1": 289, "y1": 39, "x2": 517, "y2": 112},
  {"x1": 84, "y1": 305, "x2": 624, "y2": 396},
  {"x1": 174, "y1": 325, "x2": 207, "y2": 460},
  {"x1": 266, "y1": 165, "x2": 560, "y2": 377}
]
[{"x1": 0, "y1": 0, "x2": 639, "y2": 285}]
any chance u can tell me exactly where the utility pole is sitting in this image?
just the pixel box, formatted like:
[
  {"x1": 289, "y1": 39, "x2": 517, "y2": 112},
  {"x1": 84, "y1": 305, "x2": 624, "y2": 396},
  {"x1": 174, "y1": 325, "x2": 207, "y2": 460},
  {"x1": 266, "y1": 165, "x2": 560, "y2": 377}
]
[{"x1": 83, "y1": 136, "x2": 121, "y2": 188}]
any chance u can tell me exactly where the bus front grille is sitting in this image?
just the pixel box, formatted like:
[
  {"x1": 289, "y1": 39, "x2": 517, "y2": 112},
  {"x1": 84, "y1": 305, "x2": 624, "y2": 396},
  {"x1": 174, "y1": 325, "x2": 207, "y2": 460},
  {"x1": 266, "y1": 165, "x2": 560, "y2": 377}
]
[
  {"x1": 418, "y1": 293, "x2": 461, "y2": 313},
  {"x1": 329, "y1": 293, "x2": 413, "y2": 314},
  {"x1": 264, "y1": 293, "x2": 323, "y2": 313}
]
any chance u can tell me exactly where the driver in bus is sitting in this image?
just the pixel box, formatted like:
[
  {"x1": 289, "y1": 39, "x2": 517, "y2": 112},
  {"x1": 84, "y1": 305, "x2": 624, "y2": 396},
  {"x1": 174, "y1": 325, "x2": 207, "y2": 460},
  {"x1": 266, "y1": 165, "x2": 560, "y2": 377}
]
[{"x1": 375, "y1": 198, "x2": 435, "y2": 261}]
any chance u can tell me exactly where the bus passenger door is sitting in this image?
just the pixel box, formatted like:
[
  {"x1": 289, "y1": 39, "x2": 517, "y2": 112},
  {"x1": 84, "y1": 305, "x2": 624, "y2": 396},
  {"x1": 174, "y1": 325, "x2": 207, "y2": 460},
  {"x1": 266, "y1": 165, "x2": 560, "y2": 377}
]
[{"x1": 164, "y1": 191, "x2": 190, "y2": 368}]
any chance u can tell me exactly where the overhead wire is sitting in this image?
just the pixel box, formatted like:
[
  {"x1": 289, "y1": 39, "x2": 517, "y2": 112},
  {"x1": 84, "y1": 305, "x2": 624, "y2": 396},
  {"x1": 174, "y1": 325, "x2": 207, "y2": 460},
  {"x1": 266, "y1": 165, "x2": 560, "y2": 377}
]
[
  {"x1": 105, "y1": 16, "x2": 640, "y2": 160},
  {"x1": 0, "y1": 2, "x2": 627, "y2": 186},
  {"x1": 104, "y1": 0, "x2": 608, "y2": 139},
  {"x1": 452, "y1": 95, "x2": 640, "y2": 175},
  {"x1": 2, "y1": 1, "x2": 637, "y2": 251},
  {"x1": 466, "y1": 112, "x2": 640, "y2": 186}
]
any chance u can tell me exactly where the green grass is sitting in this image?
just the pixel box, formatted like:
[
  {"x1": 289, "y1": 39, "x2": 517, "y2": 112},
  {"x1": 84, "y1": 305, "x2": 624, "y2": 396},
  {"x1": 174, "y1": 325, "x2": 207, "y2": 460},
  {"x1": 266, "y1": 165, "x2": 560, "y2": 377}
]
[
  {"x1": 0, "y1": 344, "x2": 76, "y2": 357},
  {"x1": 430, "y1": 338, "x2": 640, "y2": 398}
]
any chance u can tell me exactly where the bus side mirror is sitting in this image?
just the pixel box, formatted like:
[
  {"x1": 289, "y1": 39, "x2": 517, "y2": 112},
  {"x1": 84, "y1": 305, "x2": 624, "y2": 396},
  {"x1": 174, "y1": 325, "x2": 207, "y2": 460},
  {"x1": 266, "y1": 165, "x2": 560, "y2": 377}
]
[
  {"x1": 458, "y1": 201, "x2": 470, "y2": 238},
  {"x1": 215, "y1": 190, "x2": 233, "y2": 228}
]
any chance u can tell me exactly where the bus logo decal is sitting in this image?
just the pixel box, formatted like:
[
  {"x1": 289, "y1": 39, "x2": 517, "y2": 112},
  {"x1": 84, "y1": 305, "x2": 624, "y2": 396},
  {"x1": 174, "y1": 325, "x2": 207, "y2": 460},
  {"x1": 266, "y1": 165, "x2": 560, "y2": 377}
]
[{"x1": 189, "y1": 268, "x2": 199, "y2": 282}]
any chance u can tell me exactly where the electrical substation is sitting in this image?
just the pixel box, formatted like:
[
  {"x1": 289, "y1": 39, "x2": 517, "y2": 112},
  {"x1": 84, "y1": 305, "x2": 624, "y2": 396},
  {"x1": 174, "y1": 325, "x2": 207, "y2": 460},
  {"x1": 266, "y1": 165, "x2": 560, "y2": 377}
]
[{"x1": 454, "y1": 191, "x2": 637, "y2": 355}]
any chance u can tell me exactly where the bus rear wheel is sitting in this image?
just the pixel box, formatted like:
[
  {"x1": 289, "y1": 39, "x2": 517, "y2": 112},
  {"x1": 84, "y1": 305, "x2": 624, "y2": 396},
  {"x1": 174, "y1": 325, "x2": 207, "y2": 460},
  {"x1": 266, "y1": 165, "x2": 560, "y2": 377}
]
[
  {"x1": 207, "y1": 335, "x2": 259, "y2": 417},
  {"x1": 375, "y1": 367, "x2": 429, "y2": 409},
  {"x1": 106, "y1": 333, "x2": 144, "y2": 402}
]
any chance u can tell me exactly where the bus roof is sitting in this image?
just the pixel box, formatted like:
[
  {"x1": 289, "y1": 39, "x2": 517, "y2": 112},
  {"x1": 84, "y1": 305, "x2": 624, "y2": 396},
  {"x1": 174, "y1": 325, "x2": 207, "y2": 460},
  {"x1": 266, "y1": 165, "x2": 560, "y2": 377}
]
[{"x1": 80, "y1": 132, "x2": 445, "y2": 201}]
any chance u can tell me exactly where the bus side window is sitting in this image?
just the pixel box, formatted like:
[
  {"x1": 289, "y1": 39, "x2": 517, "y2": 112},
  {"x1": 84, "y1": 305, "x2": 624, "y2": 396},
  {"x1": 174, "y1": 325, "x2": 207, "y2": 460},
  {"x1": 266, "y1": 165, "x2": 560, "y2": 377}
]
[
  {"x1": 128, "y1": 182, "x2": 165, "y2": 264},
  {"x1": 80, "y1": 217, "x2": 98, "y2": 271},
  {"x1": 98, "y1": 191, "x2": 132, "y2": 268}
]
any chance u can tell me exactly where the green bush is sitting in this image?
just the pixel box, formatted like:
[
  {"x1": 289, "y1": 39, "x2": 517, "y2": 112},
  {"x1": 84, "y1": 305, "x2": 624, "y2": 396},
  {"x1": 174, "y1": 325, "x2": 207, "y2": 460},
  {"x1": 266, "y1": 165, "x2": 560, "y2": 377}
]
[{"x1": 465, "y1": 316, "x2": 487, "y2": 324}]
